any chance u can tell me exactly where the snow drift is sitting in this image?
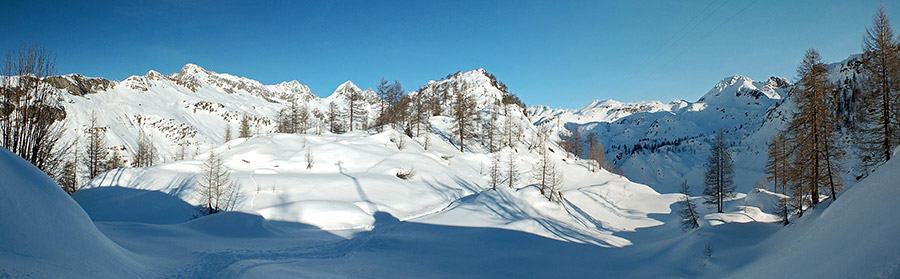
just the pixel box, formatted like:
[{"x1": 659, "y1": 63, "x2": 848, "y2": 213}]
[{"x1": 0, "y1": 147, "x2": 151, "y2": 278}]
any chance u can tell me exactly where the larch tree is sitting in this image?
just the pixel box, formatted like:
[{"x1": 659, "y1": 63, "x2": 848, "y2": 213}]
[
  {"x1": 327, "y1": 102, "x2": 344, "y2": 134},
  {"x1": 198, "y1": 148, "x2": 233, "y2": 214},
  {"x1": 789, "y1": 48, "x2": 844, "y2": 205},
  {"x1": 532, "y1": 143, "x2": 561, "y2": 201},
  {"x1": 83, "y1": 113, "x2": 109, "y2": 179},
  {"x1": 766, "y1": 130, "x2": 791, "y2": 224},
  {"x1": 678, "y1": 180, "x2": 700, "y2": 230},
  {"x1": 488, "y1": 152, "x2": 502, "y2": 190},
  {"x1": 239, "y1": 113, "x2": 252, "y2": 138},
  {"x1": 376, "y1": 78, "x2": 405, "y2": 128},
  {"x1": 506, "y1": 149, "x2": 519, "y2": 189},
  {"x1": 586, "y1": 132, "x2": 608, "y2": 171},
  {"x1": 560, "y1": 126, "x2": 582, "y2": 158},
  {"x1": 107, "y1": 147, "x2": 126, "y2": 170},
  {"x1": 766, "y1": 131, "x2": 790, "y2": 197},
  {"x1": 59, "y1": 160, "x2": 78, "y2": 194},
  {"x1": 376, "y1": 77, "x2": 390, "y2": 124},
  {"x1": 703, "y1": 130, "x2": 734, "y2": 213},
  {"x1": 484, "y1": 100, "x2": 501, "y2": 153},
  {"x1": 856, "y1": 5, "x2": 900, "y2": 175},
  {"x1": 346, "y1": 91, "x2": 367, "y2": 131},
  {"x1": 224, "y1": 124, "x2": 232, "y2": 142},
  {"x1": 451, "y1": 82, "x2": 478, "y2": 152},
  {"x1": 133, "y1": 131, "x2": 157, "y2": 167}
]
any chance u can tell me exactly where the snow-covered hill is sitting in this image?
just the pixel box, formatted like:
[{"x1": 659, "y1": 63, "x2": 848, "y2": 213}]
[
  {"x1": 0, "y1": 147, "x2": 152, "y2": 278},
  {"x1": 529, "y1": 75, "x2": 791, "y2": 194},
  {"x1": 52, "y1": 64, "x2": 382, "y2": 163}
]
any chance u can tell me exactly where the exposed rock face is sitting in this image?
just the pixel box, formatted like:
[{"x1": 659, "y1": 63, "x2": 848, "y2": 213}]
[{"x1": 45, "y1": 74, "x2": 115, "y2": 96}]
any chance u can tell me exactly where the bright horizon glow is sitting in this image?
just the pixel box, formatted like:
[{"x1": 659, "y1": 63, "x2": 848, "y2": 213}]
[{"x1": 2, "y1": 0, "x2": 898, "y2": 109}]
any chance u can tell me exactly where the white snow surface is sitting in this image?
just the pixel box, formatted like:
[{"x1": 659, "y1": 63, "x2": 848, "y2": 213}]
[
  {"x1": 0, "y1": 147, "x2": 153, "y2": 278},
  {"x1": 2, "y1": 59, "x2": 898, "y2": 278}
]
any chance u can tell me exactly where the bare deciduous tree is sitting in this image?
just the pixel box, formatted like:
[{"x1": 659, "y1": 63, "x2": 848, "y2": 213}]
[{"x1": 1, "y1": 43, "x2": 67, "y2": 175}]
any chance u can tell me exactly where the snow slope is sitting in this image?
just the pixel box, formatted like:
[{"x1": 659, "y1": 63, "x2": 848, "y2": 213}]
[
  {"x1": 726, "y1": 148, "x2": 900, "y2": 278},
  {"x1": 81, "y1": 126, "x2": 679, "y2": 246},
  {"x1": 0, "y1": 147, "x2": 152, "y2": 278},
  {"x1": 529, "y1": 75, "x2": 790, "y2": 194},
  {"x1": 52, "y1": 63, "x2": 381, "y2": 163}
]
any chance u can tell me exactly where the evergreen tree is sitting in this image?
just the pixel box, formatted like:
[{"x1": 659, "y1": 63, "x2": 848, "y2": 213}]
[{"x1": 703, "y1": 131, "x2": 734, "y2": 213}]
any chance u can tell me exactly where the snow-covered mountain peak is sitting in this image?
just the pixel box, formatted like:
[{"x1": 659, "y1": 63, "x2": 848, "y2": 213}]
[
  {"x1": 698, "y1": 75, "x2": 785, "y2": 107},
  {"x1": 326, "y1": 80, "x2": 362, "y2": 99},
  {"x1": 178, "y1": 63, "x2": 208, "y2": 76},
  {"x1": 144, "y1": 70, "x2": 168, "y2": 80}
]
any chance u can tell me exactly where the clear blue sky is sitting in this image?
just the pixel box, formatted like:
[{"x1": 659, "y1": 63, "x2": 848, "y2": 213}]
[{"x1": 1, "y1": 0, "x2": 897, "y2": 109}]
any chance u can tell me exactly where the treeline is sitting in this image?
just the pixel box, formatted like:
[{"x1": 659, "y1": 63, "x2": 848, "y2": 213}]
[{"x1": 765, "y1": 5, "x2": 900, "y2": 225}]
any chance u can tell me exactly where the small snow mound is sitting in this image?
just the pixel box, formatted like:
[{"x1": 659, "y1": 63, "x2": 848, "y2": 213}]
[
  {"x1": 256, "y1": 200, "x2": 375, "y2": 230},
  {"x1": 73, "y1": 187, "x2": 200, "y2": 224},
  {"x1": 184, "y1": 211, "x2": 279, "y2": 237}
]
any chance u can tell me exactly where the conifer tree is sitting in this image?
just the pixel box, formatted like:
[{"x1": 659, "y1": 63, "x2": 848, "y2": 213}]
[
  {"x1": 488, "y1": 153, "x2": 502, "y2": 190},
  {"x1": 198, "y1": 148, "x2": 233, "y2": 214},
  {"x1": 766, "y1": 131, "x2": 789, "y2": 197},
  {"x1": 59, "y1": 160, "x2": 78, "y2": 194},
  {"x1": 346, "y1": 91, "x2": 367, "y2": 131},
  {"x1": 703, "y1": 131, "x2": 734, "y2": 213},
  {"x1": 532, "y1": 143, "x2": 561, "y2": 200},
  {"x1": 224, "y1": 124, "x2": 232, "y2": 142},
  {"x1": 327, "y1": 102, "x2": 344, "y2": 134},
  {"x1": 856, "y1": 5, "x2": 900, "y2": 175},
  {"x1": 452, "y1": 82, "x2": 478, "y2": 152},
  {"x1": 84, "y1": 113, "x2": 108, "y2": 179},
  {"x1": 678, "y1": 180, "x2": 700, "y2": 230},
  {"x1": 506, "y1": 149, "x2": 519, "y2": 189},
  {"x1": 789, "y1": 48, "x2": 844, "y2": 205},
  {"x1": 239, "y1": 113, "x2": 252, "y2": 138},
  {"x1": 108, "y1": 147, "x2": 126, "y2": 169}
]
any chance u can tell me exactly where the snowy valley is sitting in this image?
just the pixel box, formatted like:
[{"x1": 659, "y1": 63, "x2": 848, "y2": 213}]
[{"x1": 1, "y1": 53, "x2": 899, "y2": 279}]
